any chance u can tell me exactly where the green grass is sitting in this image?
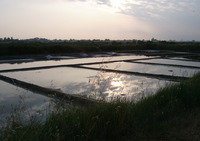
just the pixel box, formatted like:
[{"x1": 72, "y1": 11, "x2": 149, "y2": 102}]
[{"x1": 1, "y1": 73, "x2": 200, "y2": 141}]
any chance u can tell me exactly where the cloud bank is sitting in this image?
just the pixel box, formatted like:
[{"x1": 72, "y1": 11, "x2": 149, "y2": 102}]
[
  {"x1": 1, "y1": 0, "x2": 200, "y2": 40},
  {"x1": 66, "y1": 0, "x2": 199, "y2": 20}
]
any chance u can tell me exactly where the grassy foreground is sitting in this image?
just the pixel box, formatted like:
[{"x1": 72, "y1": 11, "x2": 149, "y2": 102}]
[{"x1": 1, "y1": 73, "x2": 200, "y2": 141}]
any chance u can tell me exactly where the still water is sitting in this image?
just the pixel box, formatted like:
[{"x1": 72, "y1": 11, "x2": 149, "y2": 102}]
[
  {"x1": 0, "y1": 55, "x2": 150, "y2": 71},
  {"x1": 1, "y1": 67, "x2": 173, "y2": 101},
  {"x1": 83, "y1": 62, "x2": 200, "y2": 77},
  {"x1": 1, "y1": 55, "x2": 199, "y2": 126},
  {"x1": 0, "y1": 80, "x2": 55, "y2": 127},
  {"x1": 136, "y1": 58, "x2": 200, "y2": 67}
]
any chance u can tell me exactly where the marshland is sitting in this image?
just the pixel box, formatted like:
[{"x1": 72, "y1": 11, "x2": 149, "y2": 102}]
[{"x1": 0, "y1": 40, "x2": 200, "y2": 140}]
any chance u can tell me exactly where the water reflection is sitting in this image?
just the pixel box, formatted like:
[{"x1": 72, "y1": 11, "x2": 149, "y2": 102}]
[
  {"x1": 86, "y1": 72, "x2": 174, "y2": 101},
  {"x1": 136, "y1": 58, "x2": 200, "y2": 67},
  {"x1": 84, "y1": 62, "x2": 200, "y2": 77},
  {"x1": 0, "y1": 55, "x2": 149, "y2": 71},
  {"x1": 1, "y1": 67, "x2": 173, "y2": 102},
  {"x1": 0, "y1": 80, "x2": 55, "y2": 128},
  {"x1": 111, "y1": 81, "x2": 121, "y2": 87}
]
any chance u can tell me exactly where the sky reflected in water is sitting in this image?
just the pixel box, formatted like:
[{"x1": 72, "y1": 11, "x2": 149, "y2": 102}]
[
  {"x1": 0, "y1": 55, "x2": 149, "y2": 71},
  {"x1": 84, "y1": 62, "x2": 200, "y2": 77},
  {"x1": 1, "y1": 67, "x2": 174, "y2": 101},
  {"x1": 0, "y1": 80, "x2": 55, "y2": 127},
  {"x1": 136, "y1": 59, "x2": 200, "y2": 67}
]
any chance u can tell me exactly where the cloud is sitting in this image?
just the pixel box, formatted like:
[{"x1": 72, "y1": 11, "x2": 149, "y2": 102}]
[
  {"x1": 96, "y1": 0, "x2": 111, "y2": 6},
  {"x1": 65, "y1": 0, "x2": 111, "y2": 6},
  {"x1": 70, "y1": 0, "x2": 197, "y2": 21},
  {"x1": 118, "y1": 0, "x2": 200, "y2": 20},
  {"x1": 1, "y1": 0, "x2": 199, "y2": 40},
  {"x1": 69, "y1": 0, "x2": 87, "y2": 1}
]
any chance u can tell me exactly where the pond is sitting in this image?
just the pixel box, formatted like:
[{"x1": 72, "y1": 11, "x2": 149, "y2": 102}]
[{"x1": 1, "y1": 67, "x2": 173, "y2": 101}]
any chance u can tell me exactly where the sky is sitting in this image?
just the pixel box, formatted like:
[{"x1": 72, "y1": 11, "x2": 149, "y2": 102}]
[{"x1": 0, "y1": 0, "x2": 200, "y2": 41}]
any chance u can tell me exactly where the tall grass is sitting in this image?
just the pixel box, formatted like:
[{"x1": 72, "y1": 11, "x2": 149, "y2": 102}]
[{"x1": 1, "y1": 73, "x2": 200, "y2": 141}]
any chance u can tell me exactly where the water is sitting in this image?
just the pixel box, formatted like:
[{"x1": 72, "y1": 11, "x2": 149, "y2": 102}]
[
  {"x1": 1, "y1": 54, "x2": 200, "y2": 129},
  {"x1": 0, "y1": 59, "x2": 35, "y2": 64},
  {"x1": 0, "y1": 55, "x2": 150, "y2": 71},
  {"x1": 1, "y1": 55, "x2": 199, "y2": 121},
  {"x1": 1, "y1": 67, "x2": 173, "y2": 101},
  {"x1": 2, "y1": 54, "x2": 199, "y2": 127},
  {"x1": 83, "y1": 62, "x2": 200, "y2": 77},
  {"x1": 135, "y1": 58, "x2": 200, "y2": 67},
  {"x1": 1, "y1": 55, "x2": 199, "y2": 103},
  {"x1": 0, "y1": 80, "x2": 54, "y2": 127}
]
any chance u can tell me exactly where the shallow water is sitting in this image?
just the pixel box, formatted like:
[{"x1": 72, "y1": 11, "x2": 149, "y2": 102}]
[
  {"x1": 136, "y1": 58, "x2": 200, "y2": 67},
  {"x1": 1, "y1": 67, "x2": 173, "y2": 101},
  {"x1": 1, "y1": 55, "x2": 199, "y2": 128},
  {"x1": 84, "y1": 62, "x2": 200, "y2": 77},
  {"x1": 0, "y1": 59, "x2": 35, "y2": 64},
  {"x1": 0, "y1": 80, "x2": 54, "y2": 127},
  {"x1": 0, "y1": 55, "x2": 149, "y2": 71}
]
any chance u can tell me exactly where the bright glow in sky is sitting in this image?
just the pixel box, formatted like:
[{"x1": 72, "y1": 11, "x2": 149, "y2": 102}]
[{"x1": 0, "y1": 0, "x2": 200, "y2": 40}]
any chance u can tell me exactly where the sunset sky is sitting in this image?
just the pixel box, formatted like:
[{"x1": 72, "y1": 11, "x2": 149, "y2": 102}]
[{"x1": 0, "y1": 0, "x2": 200, "y2": 41}]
